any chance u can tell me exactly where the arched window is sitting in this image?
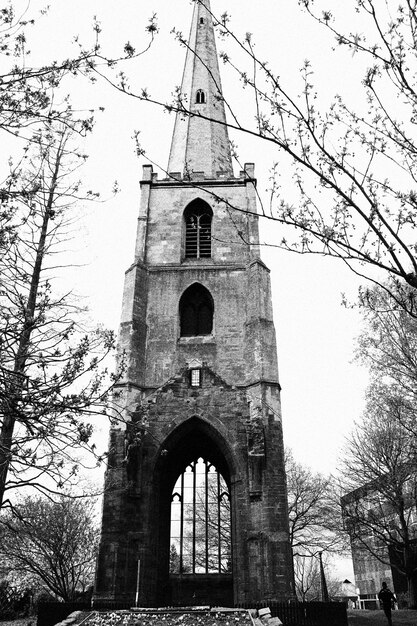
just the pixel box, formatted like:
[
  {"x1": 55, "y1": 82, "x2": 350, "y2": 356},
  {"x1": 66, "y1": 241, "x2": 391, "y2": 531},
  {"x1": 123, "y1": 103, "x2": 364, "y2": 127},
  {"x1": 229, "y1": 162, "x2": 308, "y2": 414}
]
[
  {"x1": 179, "y1": 283, "x2": 214, "y2": 337},
  {"x1": 196, "y1": 89, "x2": 206, "y2": 104},
  {"x1": 170, "y1": 457, "x2": 231, "y2": 574},
  {"x1": 184, "y1": 199, "x2": 212, "y2": 259},
  {"x1": 200, "y1": 17, "x2": 204, "y2": 24}
]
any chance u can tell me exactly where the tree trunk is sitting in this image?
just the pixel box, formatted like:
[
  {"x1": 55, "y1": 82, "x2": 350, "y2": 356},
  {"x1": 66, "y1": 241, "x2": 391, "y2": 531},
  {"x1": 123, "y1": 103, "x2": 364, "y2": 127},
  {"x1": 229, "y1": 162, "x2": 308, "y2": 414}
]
[
  {"x1": 0, "y1": 142, "x2": 63, "y2": 508},
  {"x1": 408, "y1": 574, "x2": 417, "y2": 609},
  {"x1": 0, "y1": 410, "x2": 17, "y2": 508}
]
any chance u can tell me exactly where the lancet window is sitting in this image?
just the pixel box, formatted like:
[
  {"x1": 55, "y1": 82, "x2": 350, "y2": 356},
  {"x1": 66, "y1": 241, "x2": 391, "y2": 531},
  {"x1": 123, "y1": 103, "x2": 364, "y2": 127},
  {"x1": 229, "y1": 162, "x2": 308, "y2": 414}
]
[
  {"x1": 184, "y1": 200, "x2": 212, "y2": 259},
  {"x1": 196, "y1": 89, "x2": 206, "y2": 104},
  {"x1": 179, "y1": 283, "x2": 213, "y2": 337},
  {"x1": 170, "y1": 457, "x2": 231, "y2": 575}
]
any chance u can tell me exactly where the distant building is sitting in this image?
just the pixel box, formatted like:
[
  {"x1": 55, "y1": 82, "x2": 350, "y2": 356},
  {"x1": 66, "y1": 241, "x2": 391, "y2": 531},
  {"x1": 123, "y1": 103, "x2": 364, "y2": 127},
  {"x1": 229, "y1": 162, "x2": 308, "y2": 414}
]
[
  {"x1": 332, "y1": 579, "x2": 358, "y2": 607},
  {"x1": 350, "y1": 543, "x2": 395, "y2": 609},
  {"x1": 341, "y1": 482, "x2": 417, "y2": 608}
]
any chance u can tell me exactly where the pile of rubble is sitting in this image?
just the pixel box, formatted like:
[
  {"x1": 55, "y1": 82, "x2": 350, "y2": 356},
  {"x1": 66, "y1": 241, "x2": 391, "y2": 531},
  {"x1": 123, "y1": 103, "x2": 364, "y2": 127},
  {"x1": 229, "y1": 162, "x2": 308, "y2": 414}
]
[
  {"x1": 58, "y1": 607, "x2": 283, "y2": 626},
  {"x1": 81, "y1": 609, "x2": 251, "y2": 626}
]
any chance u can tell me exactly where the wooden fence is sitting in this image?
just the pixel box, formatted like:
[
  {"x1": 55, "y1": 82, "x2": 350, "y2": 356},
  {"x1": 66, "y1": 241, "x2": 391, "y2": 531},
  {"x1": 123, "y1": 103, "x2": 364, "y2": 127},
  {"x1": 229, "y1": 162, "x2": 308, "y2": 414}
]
[{"x1": 237, "y1": 601, "x2": 348, "y2": 626}]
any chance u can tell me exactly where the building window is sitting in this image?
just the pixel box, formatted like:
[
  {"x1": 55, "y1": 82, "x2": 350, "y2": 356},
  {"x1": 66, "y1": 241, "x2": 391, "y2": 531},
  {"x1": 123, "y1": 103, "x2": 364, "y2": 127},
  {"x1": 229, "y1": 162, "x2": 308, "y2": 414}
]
[
  {"x1": 179, "y1": 283, "x2": 214, "y2": 337},
  {"x1": 200, "y1": 17, "x2": 204, "y2": 24},
  {"x1": 190, "y1": 369, "x2": 201, "y2": 387},
  {"x1": 169, "y1": 457, "x2": 231, "y2": 574},
  {"x1": 184, "y1": 199, "x2": 212, "y2": 259},
  {"x1": 196, "y1": 89, "x2": 206, "y2": 104}
]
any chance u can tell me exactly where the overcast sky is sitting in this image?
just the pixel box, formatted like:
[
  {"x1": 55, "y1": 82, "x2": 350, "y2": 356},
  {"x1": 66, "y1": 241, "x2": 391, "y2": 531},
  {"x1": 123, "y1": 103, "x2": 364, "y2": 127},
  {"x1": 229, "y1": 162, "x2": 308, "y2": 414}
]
[
  {"x1": 5, "y1": 0, "x2": 382, "y2": 580},
  {"x1": 10, "y1": 0, "x2": 372, "y2": 476}
]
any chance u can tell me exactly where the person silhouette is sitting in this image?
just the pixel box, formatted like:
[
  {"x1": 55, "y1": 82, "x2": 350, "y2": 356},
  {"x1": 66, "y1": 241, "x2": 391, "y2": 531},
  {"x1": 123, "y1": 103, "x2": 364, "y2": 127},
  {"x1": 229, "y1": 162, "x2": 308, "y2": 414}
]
[{"x1": 378, "y1": 582, "x2": 396, "y2": 626}]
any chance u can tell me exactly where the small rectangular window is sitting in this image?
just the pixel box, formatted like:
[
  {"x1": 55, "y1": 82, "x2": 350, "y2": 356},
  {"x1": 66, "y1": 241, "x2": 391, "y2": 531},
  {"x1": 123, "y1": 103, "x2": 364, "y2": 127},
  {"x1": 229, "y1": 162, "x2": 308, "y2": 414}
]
[{"x1": 190, "y1": 369, "x2": 201, "y2": 387}]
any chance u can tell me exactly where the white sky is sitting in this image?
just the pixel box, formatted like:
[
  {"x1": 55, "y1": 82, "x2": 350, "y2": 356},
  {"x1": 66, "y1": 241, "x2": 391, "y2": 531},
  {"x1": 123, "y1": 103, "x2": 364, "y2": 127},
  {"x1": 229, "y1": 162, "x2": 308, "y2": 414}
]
[{"x1": 5, "y1": 0, "x2": 382, "y2": 580}]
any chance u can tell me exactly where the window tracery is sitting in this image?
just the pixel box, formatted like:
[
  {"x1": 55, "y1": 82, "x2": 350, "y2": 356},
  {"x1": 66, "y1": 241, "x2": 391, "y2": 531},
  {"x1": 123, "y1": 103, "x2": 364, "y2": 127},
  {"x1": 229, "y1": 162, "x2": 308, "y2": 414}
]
[{"x1": 170, "y1": 457, "x2": 231, "y2": 574}]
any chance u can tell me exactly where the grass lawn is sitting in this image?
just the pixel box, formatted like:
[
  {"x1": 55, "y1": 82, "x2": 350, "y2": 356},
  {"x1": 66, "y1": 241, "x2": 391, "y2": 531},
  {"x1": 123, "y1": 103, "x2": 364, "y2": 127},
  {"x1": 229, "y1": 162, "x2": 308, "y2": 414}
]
[
  {"x1": 348, "y1": 609, "x2": 417, "y2": 625},
  {"x1": 0, "y1": 615, "x2": 36, "y2": 626}
]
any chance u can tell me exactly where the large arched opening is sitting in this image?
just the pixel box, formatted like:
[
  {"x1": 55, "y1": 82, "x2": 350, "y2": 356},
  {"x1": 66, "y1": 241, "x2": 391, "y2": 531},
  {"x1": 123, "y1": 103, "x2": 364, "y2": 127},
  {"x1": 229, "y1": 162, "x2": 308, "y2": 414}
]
[{"x1": 153, "y1": 417, "x2": 235, "y2": 607}]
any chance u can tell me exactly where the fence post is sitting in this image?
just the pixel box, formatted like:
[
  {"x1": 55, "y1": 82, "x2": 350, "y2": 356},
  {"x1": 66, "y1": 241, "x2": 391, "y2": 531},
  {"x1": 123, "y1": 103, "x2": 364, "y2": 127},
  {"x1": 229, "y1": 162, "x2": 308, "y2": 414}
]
[{"x1": 135, "y1": 559, "x2": 141, "y2": 607}]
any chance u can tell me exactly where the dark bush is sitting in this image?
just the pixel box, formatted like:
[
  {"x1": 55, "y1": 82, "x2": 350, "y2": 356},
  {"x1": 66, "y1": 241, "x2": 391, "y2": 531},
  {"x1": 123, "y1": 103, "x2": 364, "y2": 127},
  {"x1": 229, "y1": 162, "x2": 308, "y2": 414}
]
[
  {"x1": 0, "y1": 580, "x2": 32, "y2": 619},
  {"x1": 37, "y1": 602, "x2": 90, "y2": 626}
]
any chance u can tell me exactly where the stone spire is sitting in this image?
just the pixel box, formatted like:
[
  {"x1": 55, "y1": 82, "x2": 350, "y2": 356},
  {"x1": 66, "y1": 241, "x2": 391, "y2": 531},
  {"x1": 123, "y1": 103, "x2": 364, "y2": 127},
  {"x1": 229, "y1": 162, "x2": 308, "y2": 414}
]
[{"x1": 167, "y1": 0, "x2": 233, "y2": 178}]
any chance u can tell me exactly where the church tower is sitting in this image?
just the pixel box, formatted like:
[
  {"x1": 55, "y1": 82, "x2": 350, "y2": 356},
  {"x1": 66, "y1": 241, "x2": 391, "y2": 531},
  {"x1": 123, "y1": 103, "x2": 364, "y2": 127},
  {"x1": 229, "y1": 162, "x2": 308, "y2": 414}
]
[{"x1": 96, "y1": 0, "x2": 294, "y2": 607}]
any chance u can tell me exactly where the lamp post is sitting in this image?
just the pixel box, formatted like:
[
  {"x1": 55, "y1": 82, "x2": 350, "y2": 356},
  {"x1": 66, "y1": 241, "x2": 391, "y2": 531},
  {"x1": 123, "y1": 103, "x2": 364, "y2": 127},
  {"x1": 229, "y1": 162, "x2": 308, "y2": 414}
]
[{"x1": 319, "y1": 552, "x2": 329, "y2": 602}]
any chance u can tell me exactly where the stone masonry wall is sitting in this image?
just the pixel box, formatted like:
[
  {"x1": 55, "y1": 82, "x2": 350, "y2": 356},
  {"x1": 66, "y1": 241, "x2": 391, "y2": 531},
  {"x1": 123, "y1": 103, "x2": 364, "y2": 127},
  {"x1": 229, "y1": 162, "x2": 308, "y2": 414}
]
[
  {"x1": 96, "y1": 366, "x2": 292, "y2": 605},
  {"x1": 95, "y1": 169, "x2": 294, "y2": 606}
]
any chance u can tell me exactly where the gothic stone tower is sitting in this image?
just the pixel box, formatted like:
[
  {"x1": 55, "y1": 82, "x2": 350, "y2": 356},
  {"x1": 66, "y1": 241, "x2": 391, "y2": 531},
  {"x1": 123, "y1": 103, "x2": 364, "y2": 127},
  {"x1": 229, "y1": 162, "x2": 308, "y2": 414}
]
[{"x1": 95, "y1": 0, "x2": 294, "y2": 607}]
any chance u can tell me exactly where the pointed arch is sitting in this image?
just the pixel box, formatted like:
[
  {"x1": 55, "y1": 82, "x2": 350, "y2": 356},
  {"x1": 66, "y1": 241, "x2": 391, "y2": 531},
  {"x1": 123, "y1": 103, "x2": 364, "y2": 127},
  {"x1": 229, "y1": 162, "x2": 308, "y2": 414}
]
[
  {"x1": 154, "y1": 415, "x2": 239, "y2": 507},
  {"x1": 153, "y1": 416, "x2": 235, "y2": 603},
  {"x1": 179, "y1": 283, "x2": 214, "y2": 337},
  {"x1": 196, "y1": 89, "x2": 206, "y2": 104},
  {"x1": 170, "y1": 457, "x2": 230, "y2": 574},
  {"x1": 184, "y1": 198, "x2": 213, "y2": 259}
]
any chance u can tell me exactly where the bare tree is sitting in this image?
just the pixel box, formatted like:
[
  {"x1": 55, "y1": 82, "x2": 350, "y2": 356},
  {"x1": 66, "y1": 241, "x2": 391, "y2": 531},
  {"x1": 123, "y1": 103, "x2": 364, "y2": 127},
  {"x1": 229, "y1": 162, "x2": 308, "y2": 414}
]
[
  {"x1": 293, "y1": 554, "x2": 340, "y2": 602},
  {"x1": 285, "y1": 449, "x2": 348, "y2": 599},
  {"x1": 0, "y1": 2, "x2": 157, "y2": 227},
  {"x1": 109, "y1": 0, "x2": 417, "y2": 313},
  {"x1": 193, "y1": 482, "x2": 231, "y2": 574},
  {"x1": 339, "y1": 282, "x2": 417, "y2": 606},
  {"x1": 340, "y1": 410, "x2": 417, "y2": 607},
  {"x1": 286, "y1": 449, "x2": 345, "y2": 558},
  {"x1": 356, "y1": 284, "x2": 417, "y2": 434},
  {"x1": 0, "y1": 125, "x2": 123, "y2": 510},
  {"x1": 171, "y1": 466, "x2": 231, "y2": 575},
  {"x1": 0, "y1": 494, "x2": 98, "y2": 602},
  {"x1": 0, "y1": 4, "x2": 157, "y2": 136},
  {"x1": 293, "y1": 556, "x2": 320, "y2": 602}
]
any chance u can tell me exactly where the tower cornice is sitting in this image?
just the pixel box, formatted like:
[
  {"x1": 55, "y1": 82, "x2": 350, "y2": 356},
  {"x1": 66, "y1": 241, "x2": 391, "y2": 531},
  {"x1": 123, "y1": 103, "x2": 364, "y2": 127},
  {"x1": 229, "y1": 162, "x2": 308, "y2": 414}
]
[{"x1": 140, "y1": 178, "x2": 256, "y2": 189}]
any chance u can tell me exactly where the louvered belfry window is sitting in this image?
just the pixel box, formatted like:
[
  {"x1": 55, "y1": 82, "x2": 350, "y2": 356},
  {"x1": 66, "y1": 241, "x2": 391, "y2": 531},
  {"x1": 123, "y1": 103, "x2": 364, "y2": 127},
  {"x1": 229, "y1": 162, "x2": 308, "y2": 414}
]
[{"x1": 184, "y1": 200, "x2": 212, "y2": 259}]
